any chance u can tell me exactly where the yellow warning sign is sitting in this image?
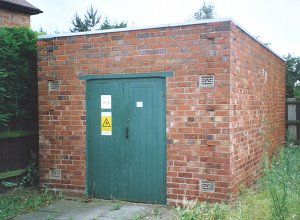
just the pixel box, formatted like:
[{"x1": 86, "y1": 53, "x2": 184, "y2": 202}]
[
  {"x1": 102, "y1": 118, "x2": 111, "y2": 127},
  {"x1": 101, "y1": 112, "x2": 112, "y2": 135}
]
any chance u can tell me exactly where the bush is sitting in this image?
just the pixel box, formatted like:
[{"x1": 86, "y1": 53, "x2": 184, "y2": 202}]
[
  {"x1": 21, "y1": 151, "x2": 39, "y2": 186},
  {"x1": 0, "y1": 27, "x2": 38, "y2": 131},
  {"x1": 175, "y1": 197, "x2": 228, "y2": 220}
]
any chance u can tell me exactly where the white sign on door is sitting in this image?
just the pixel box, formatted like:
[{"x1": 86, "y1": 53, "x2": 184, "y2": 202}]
[
  {"x1": 101, "y1": 95, "x2": 111, "y2": 109},
  {"x1": 136, "y1": 101, "x2": 143, "y2": 108}
]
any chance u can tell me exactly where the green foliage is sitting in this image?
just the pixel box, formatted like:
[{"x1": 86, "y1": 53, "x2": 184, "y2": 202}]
[
  {"x1": 132, "y1": 206, "x2": 162, "y2": 220},
  {"x1": 37, "y1": 27, "x2": 47, "y2": 36},
  {"x1": 0, "y1": 187, "x2": 59, "y2": 220},
  {"x1": 193, "y1": 1, "x2": 216, "y2": 20},
  {"x1": 21, "y1": 151, "x2": 39, "y2": 187},
  {"x1": 70, "y1": 5, "x2": 100, "y2": 32},
  {"x1": 229, "y1": 188, "x2": 272, "y2": 219},
  {"x1": 84, "y1": 5, "x2": 101, "y2": 30},
  {"x1": 294, "y1": 87, "x2": 300, "y2": 97},
  {"x1": 285, "y1": 54, "x2": 300, "y2": 97},
  {"x1": 70, "y1": 5, "x2": 127, "y2": 32},
  {"x1": 262, "y1": 149, "x2": 288, "y2": 220},
  {"x1": 175, "y1": 146, "x2": 300, "y2": 220},
  {"x1": 293, "y1": 80, "x2": 300, "y2": 97},
  {"x1": 286, "y1": 130, "x2": 295, "y2": 147},
  {"x1": 0, "y1": 27, "x2": 38, "y2": 131},
  {"x1": 71, "y1": 13, "x2": 89, "y2": 32},
  {"x1": 110, "y1": 199, "x2": 124, "y2": 210},
  {"x1": 46, "y1": 215, "x2": 54, "y2": 220},
  {"x1": 175, "y1": 198, "x2": 228, "y2": 220},
  {"x1": 101, "y1": 18, "x2": 127, "y2": 30},
  {"x1": 232, "y1": 145, "x2": 300, "y2": 220}
]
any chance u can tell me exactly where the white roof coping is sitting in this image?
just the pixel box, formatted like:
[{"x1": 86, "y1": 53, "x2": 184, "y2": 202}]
[{"x1": 38, "y1": 17, "x2": 284, "y2": 61}]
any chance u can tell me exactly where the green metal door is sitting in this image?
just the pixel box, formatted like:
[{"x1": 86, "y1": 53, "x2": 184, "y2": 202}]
[{"x1": 86, "y1": 78, "x2": 166, "y2": 204}]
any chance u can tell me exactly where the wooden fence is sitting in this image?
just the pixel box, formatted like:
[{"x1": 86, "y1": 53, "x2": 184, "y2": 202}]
[
  {"x1": 0, "y1": 133, "x2": 38, "y2": 173},
  {"x1": 286, "y1": 98, "x2": 300, "y2": 143},
  {"x1": 0, "y1": 133, "x2": 38, "y2": 193}
]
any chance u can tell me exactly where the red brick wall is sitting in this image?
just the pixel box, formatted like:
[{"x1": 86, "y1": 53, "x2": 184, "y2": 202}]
[
  {"x1": 229, "y1": 23, "x2": 286, "y2": 196},
  {"x1": 37, "y1": 20, "x2": 285, "y2": 203},
  {"x1": 0, "y1": 8, "x2": 30, "y2": 27}
]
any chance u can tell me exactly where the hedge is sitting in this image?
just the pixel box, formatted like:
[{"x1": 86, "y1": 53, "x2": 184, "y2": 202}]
[{"x1": 0, "y1": 27, "x2": 38, "y2": 132}]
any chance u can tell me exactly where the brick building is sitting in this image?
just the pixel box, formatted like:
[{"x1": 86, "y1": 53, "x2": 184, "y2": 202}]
[
  {"x1": 0, "y1": 0, "x2": 42, "y2": 27},
  {"x1": 37, "y1": 18, "x2": 285, "y2": 204}
]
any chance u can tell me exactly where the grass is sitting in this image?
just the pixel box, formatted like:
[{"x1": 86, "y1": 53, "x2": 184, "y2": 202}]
[
  {"x1": 175, "y1": 145, "x2": 300, "y2": 220},
  {"x1": 0, "y1": 187, "x2": 60, "y2": 220},
  {"x1": 110, "y1": 199, "x2": 125, "y2": 210},
  {"x1": 132, "y1": 206, "x2": 161, "y2": 220},
  {"x1": 0, "y1": 169, "x2": 27, "y2": 180},
  {"x1": 175, "y1": 199, "x2": 228, "y2": 220}
]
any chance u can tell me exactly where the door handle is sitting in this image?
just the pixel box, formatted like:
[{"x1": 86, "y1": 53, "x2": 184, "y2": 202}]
[{"x1": 125, "y1": 127, "x2": 129, "y2": 139}]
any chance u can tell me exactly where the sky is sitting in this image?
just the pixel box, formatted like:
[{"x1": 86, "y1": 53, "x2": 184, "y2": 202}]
[{"x1": 29, "y1": 0, "x2": 300, "y2": 57}]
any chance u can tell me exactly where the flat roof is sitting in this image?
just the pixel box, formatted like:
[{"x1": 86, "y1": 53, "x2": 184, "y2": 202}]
[{"x1": 38, "y1": 18, "x2": 283, "y2": 61}]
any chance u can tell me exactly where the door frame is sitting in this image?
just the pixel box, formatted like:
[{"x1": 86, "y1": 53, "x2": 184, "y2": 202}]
[{"x1": 80, "y1": 71, "x2": 173, "y2": 204}]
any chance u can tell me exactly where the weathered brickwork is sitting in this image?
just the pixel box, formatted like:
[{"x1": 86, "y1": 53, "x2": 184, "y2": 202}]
[
  {"x1": 0, "y1": 8, "x2": 30, "y2": 27},
  {"x1": 37, "y1": 20, "x2": 285, "y2": 203},
  {"x1": 229, "y1": 23, "x2": 286, "y2": 196}
]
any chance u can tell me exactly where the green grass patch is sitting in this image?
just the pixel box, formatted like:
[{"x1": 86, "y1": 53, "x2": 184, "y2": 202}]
[
  {"x1": 0, "y1": 169, "x2": 26, "y2": 180},
  {"x1": 0, "y1": 187, "x2": 60, "y2": 220},
  {"x1": 0, "y1": 130, "x2": 37, "y2": 139},
  {"x1": 175, "y1": 146, "x2": 300, "y2": 220}
]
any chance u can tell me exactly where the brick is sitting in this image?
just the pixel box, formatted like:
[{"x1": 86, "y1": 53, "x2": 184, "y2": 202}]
[
  {"x1": 215, "y1": 25, "x2": 231, "y2": 32},
  {"x1": 38, "y1": 20, "x2": 285, "y2": 204},
  {"x1": 111, "y1": 35, "x2": 123, "y2": 41},
  {"x1": 137, "y1": 32, "x2": 150, "y2": 39},
  {"x1": 0, "y1": 8, "x2": 30, "y2": 27},
  {"x1": 140, "y1": 48, "x2": 166, "y2": 55}
]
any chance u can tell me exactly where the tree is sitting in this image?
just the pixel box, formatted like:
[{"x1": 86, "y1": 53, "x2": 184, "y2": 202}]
[
  {"x1": 101, "y1": 18, "x2": 127, "y2": 30},
  {"x1": 193, "y1": 1, "x2": 216, "y2": 20},
  {"x1": 70, "y1": 5, "x2": 101, "y2": 32},
  {"x1": 38, "y1": 27, "x2": 47, "y2": 35},
  {"x1": 294, "y1": 81, "x2": 300, "y2": 97},
  {"x1": 70, "y1": 5, "x2": 127, "y2": 32},
  {"x1": 285, "y1": 54, "x2": 300, "y2": 97}
]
